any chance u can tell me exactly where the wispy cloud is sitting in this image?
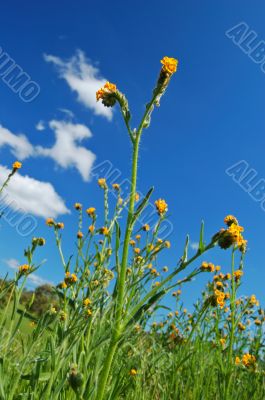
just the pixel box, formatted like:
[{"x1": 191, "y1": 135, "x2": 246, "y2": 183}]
[
  {"x1": 44, "y1": 50, "x2": 113, "y2": 120},
  {"x1": 0, "y1": 165, "x2": 70, "y2": 218},
  {"x1": 4, "y1": 258, "x2": 54, "y2": 287},
  {"x1": 0, "y1": 125, "x2": 33, "y2": 159}
]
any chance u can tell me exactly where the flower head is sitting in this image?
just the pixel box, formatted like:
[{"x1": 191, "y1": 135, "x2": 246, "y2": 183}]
[
  {"x1": 155, "y1": 199, "x2": 168, "y2": 215},
  {"x1": 12, "y1": 161, "x2": 22, "y2": 170},
  {"x1": 160, "y1": 57, "x2": 178, "y2": 75},
  {"x1": 18, "y1": 264, "x2": 30, "y2": 274},
  {"x1": 98, "y1": 178, "x2": 106, "y2": 188},
  {"x1": 96, "y1": 82, "x2": 117, "y2": 107},
  {"x1": 74, "y1": 203, "x2": 82, "y2": 210},
  {"x1": 86, "y1": 207, "x2": 96, "y2": 217}
]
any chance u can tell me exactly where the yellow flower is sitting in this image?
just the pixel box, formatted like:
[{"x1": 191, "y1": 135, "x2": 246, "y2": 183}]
[
  {"x1": 235, "y1": 356, "x2": 241, "y2": 365},
  {"x1": 129, "y1": 368, "x2": 137, "y2": 376},
  {"x1": 220, "y1": 338, "x2": 226, "y2": 346},
  {"x1": 155, "y1": 199, "x2": 168, "y2": 215},
  {"x1": 74, "y1": 203, "x2": 82, "y2": 210},
  {"x1": 238, "y1": 322, "x2": 246, "y2": 331},
  {"x1": 89, "y1": 225, "x2": 95, "y2": 233},
  {"x1": 99, "y1": 226, "x2": 109, "y2": 236},
  {"x1": 12, "y1": 161, "x2": 22, "y2": 170},
  {"x1": 86, "y1": 207, "x2": 96, "y2": 216},
  {"x1": 135, "y1": 234, "x2": 141, "y2": 240},
  {"x1": 64, "y1": 272, "x2": 78, "y2": 285},
  {"x1": 154, "y1": 282, "x2": 161, "y2": 287},
  {"x1": 96, "y1": 82, "x2": 117, "y2": 101},
  {"x1": 242, "y1": 353, "x2": 256, "y2": 368},
  {"x1": 135, "y1": 193, "x2": 140, "y2": 202},
  {"x1": 77, "y1": 231, "x2": 83, "y2": 239},
  {"x1": 164, "y1": 240, "x2": 171, "y2": 248},
  {"x1": 56, "y1": 222, "x2": 64, "y2": 229},
  {"x1": 112, "y1": 183, "x2": 120, "y2": 190},
  {"x1": 59, "y1": 311, "x2": 67, "y2": 321},
  {"x1": 160, "y1": 57, "x2": 178, "y2": 74},
  {"x1": 98, "y1": 178, "x2": 106, "y2": 188},
  {"x1": 46, "y1": 218, "x2": 54, "y2": 226},
  {"x1": 234, "y1": 270, "x2": 243, "y2": 281},
  {"x1": 224, "y1": 215, "x2": 239, "y2": 226},
  {"x1": 129, "y1": 240, "x2": 136, "y2": 246},
  {"x1": 134, "y1": 247, "x2": 141, "y2": 254},
  {"x1": 142, "y1": 224, "x2": 150, "y2": 232},
  {"x1": 18, "y1": 264, "x2": 30, "y2": 274},
  {"x1": 86, "y1": 309, "x2": 92, "y2": 317}
]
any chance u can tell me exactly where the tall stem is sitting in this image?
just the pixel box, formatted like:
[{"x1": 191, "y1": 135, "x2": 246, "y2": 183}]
[{"x1": 95, "y1": 136, "x2": 140, "y2": 400}]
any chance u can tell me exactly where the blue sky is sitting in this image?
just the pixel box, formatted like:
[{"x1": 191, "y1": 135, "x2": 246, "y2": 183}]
[{"x1": 0, "y1": 1, "x2": 264, "y2": 309}]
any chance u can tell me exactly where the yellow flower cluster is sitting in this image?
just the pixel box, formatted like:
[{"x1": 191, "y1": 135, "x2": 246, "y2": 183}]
[
  {"x1": 218, "y1": 215, "x2": 247, "y2": 252},
  {"x1": 236, "y1": 353, "x2": 256, "y2": 368},
  {"x1": 64, "y1": 272, "x2": 78, "y2": 286},
  {"x1": 201, "y1": 261, "x2": 215, "y2": 272}
]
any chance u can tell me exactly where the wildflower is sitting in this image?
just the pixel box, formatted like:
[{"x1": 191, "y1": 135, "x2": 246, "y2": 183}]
[
  {"x1": 134, "y1": 247, "x2": 141, "y2": 254},
  {"x1": 77, "y1": 231, "x2": 83, "y2": 239},
  {"x1": 215, "y1": 265, "x2": 221, "y2": 271},
  {"x1": 32, "y1": 237, "x2": 45, "y2": 246},
  {"x1": 18, "y1": 264, "x2": 30, "y2": 274},
  {"x1": 86, "y1": 207, "x2": 96, "y2": 216},
  {"x1": 135, "y1": 193, "x2": 140, "y2": 202},
  {"x1": 151, "y1": 268, "x2": 157, "y2": 275},
  {"x1": 254, "y1": 319, "x2": 261, "y2": 326},
  {"x1": 154, "y1": 281, "x2": 161, "y2": 287},
  {"x1": 238, "y1": 322, "x2": 246, "y2": 331},
  {"x1": 220, "y1": 338, "x2": 226, "y2": 346},
  {"x1": 201, "y1": 262, "x2": 215, "y2": 272},
  {"x1": 216, "y1": 281, "x2": 223, "y2": 289},
  {"x1": 98, "y1": 178, "x2": 106, "y2": 188},
  {"x1": 74, "y1": 203, "x2": 82, "y2": 210},
  {"x1": 234, "y1": 270, "x2": 243, "y2": 282},
  {"x1": 167, "y1": 312, "x2": 173, "y2": 318},
  {"x1": 135, "y1": 324, "x2": 141, "y2": 332},
  {"x1": 164, "y1": 240, "x2": 171, "y2": 248},
  {"x1": 12, "y1": 161, "x2": 22, "y2": 170},
  {"x1": 155, "y1": 199, "x2": 168, "y2": 215},
  {"x1": 89, "y1": 225, "x2": 95, "y2": 233},
  {"x1": 242, "y1": 353, "x2": 256, "y2": 368},
  {"x1": 99, "y1": 226, "x2": 109, "y2": 236},
  {"x1": 112, "y1": 183, "x2": 120, "y2": 190},
  {"x1": 83, "y1": 298, "x2": 92, "y2": 307},
  {"x1": 163, "y1": 266, "x2": 168, "y2": 272},
  {"x1": 135, "y1": 234, "x2": 141, "y2": 240},
  {"x1": 218, "y1": 218, "x2": 246, "y2": 251},
  {"x1": 129, "y1": 368, "x2": 137, "y2": 376},
  {"x1": 86, "y1": 309, "x2": 92, "y2": 317},
  {"x1": 249, "y1": 295, "x2": 259, "y2": 307},
  {"x1": 224, "y1": 215, "x2": 239, "y2": 227},
  {"x1": 59, "y1": 311, "x2": 67, "y2": 321},
  {"x1": 58, "y1": 281, "x2": 67, "y2": 289},
  {"x1": 129, "y1": 240, "x2": 136, "y2": 246},
  {"x1": 64, "y1": 272, "x2": 78, "y2": 285},
  {"x1": 142, "y1": 224, "x2": 150, "y2": 232},
  {"x1": 235, "y1": 356, "x2": 241, "y2": 365},
  {"x1": 160, "y1": 57, "x2": 178, "y2": 75},
  {"x1": 96, "y1": 82, "x2": 117, "y2": 107},
  {"x1": 29, "y1": 321, "x2": 36, "y2": 328},
  {"x1": 224, "y1": 273, "x2": 231, "y2": 280},
  {"x1": 46, "y1": 218, "x2": 54, "y2": 227},
  {"x1": 56, "y1": 222, "x2": 64, "y2": 230},
  {"x1": 92, "y1": 280, "x2": 99, "y2": 287}
]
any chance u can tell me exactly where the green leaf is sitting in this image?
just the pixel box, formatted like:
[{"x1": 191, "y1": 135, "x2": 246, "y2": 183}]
[{"x1": 198, "y1": 220, "x2": 205, "y2": 253}]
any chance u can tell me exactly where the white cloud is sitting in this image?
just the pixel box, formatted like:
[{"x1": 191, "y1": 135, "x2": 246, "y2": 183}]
[
  {"x1": 36, "y1": 120, "x2": 96, "y2": 181},
  {"x1": 0, "y1": 120, "x2": 96, "y2": 182},
  {"x1": 190, "y1": 241, "x2": 199, "y2": 251},
  {"x1": 0, "y1": 165, "x2": 70, "y2": 218},
  {"x1": 44, "y1": 50, "x2": 113, "y2": 120},
  {"x1": 3, "y1": 258, "x2": 54, "y2": 287},
  {"x1": 36, "y1": 120, "x2": 45, "y2": 131},
  {"x1": 0, "y1": 125, "x2": 33, "y2": 159}
]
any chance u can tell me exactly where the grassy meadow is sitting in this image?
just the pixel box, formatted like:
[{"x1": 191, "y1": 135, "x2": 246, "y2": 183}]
[{"x1": 0, "y1": 57, "x2": 264, "y2": 400}]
